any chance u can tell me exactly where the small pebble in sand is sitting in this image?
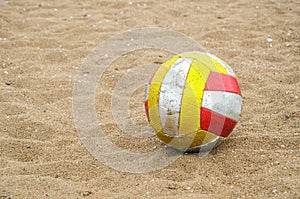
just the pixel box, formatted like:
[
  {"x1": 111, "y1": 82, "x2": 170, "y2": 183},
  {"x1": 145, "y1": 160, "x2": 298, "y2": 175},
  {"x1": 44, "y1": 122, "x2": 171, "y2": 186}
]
[
  {"x1": 267, "y1": 37, "x2": 272, "y2": 43},
  {"x1": 267, "y1": 37, "x2": 273, "y2": 47}
]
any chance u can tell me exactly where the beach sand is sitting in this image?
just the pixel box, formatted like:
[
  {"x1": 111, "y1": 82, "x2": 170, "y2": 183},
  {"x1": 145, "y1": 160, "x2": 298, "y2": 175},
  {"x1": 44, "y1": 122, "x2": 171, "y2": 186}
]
[{"x1": 1, "y1": 0, "x2": 299, "y2": 198}]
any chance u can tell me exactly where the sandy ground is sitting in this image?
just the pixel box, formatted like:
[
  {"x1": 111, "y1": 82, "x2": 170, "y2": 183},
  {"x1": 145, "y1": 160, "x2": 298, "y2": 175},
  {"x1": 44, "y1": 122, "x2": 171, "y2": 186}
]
[{"x1": 1, "y1": 0, "x2": 300, "y2": 198}]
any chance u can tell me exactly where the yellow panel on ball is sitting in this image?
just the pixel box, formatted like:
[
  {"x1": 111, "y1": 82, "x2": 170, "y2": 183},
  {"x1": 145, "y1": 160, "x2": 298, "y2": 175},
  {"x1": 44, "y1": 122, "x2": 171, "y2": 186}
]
[
  {"x1": 178, "y1": 63, "x2": 203, "y2": 135},
  {"x1": 180, "y1": 52, "x2": 218, "y2": 72},
  {"x1": 210, "y1": 58, "x2": 231, "y2": 75}
]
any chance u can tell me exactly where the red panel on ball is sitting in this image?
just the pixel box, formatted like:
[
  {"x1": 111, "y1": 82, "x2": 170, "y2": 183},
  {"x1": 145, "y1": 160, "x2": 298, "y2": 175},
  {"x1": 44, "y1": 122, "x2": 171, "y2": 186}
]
[
  {"x1": 204, "y1": 72, "x2": 241, "y2": 96},
  {"x1": 200, "y1": 107, "x2": 237, "y2": 137},
  {"x1": 144, "y1": 100, "x2": 150, "y2": 122}
]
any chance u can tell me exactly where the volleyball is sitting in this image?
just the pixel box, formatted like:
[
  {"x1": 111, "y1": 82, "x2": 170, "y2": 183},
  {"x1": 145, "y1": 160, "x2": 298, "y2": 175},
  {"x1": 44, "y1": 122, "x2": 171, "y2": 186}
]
[{"x1": 144, "y1": 52, "x2": 242, "y2": 152}]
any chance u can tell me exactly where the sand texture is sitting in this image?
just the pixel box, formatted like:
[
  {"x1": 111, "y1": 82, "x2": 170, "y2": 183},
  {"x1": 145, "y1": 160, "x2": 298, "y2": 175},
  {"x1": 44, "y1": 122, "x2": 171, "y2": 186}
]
[{"x1": 1, "y1": 0, "x2": 299, "y2": 198}]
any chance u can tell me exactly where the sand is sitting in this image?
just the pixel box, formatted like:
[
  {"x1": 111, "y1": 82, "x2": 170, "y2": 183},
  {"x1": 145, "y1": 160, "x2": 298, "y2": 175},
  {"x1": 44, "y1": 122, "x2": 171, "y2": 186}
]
[{"x1": 1, "y1": 0, "x2": 299, "y2": 198}]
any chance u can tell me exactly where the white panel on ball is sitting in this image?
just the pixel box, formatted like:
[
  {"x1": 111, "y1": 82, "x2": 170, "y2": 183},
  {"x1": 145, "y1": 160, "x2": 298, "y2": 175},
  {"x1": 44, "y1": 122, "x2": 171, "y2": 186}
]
[
  {"x1": 158, "y1": 58, "x2": 192, "y2": 136},
  {"x1": 202, "y1": 91, "x2": 242, "y2": 121}
]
